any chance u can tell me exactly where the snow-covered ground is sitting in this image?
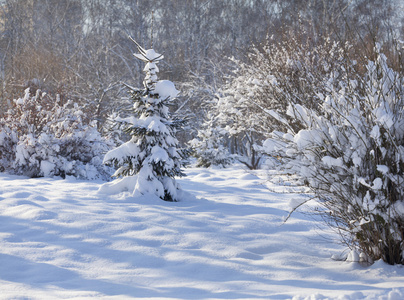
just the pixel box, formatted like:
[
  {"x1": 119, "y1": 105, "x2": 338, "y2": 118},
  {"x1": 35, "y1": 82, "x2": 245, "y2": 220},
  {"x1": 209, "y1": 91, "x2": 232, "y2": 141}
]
[{"x1": 0, "y1": 165, "x2": 403, "y2": 299}]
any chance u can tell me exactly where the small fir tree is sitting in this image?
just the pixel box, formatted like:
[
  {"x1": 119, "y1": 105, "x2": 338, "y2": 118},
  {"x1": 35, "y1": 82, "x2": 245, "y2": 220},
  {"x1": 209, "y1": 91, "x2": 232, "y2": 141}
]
[
  {"x1": 189, "y1": 112, "x2": 233, "y2": 168},
  {"x1": 101, "y1": 41, "x2": 188, "y2": 201}
]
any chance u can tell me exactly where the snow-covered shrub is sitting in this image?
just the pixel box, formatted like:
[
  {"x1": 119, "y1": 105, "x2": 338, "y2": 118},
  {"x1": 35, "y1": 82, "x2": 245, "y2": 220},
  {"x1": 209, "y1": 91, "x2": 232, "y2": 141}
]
[
  {"x1": 263, "y1": 43, "x2": 404, "y2": 265},
  {"x1": 216, "y1": 36, "x2": 344, "y2": 169},
  {"x1": 100, "y1": 42, "x2": 189, "y2": 202},
  {"x1": 0, "y1": 88, "x2": 113, "y2": 179},
  {"x1": 215, "y1": 58, "x2": 268, "y2": 169}
]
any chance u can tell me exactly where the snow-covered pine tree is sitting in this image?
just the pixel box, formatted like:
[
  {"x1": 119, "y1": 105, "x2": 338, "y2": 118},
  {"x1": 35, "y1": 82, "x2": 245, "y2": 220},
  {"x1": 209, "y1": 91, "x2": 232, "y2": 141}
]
[
  {"x1": 189, "y1": 112, "x2": 233, "y2": 168},
  {"x1": 101, "y1": 41, "x2": 188, "y2": 202}
]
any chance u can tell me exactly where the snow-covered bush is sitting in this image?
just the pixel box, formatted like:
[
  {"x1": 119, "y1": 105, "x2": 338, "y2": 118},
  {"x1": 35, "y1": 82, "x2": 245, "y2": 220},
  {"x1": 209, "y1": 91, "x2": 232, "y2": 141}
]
[
  {"x1": 215, "y1": 58, "x2": 269, "y2": 169},
  {"x1": 100, "y1": 42, "x2": 189, "y2": 202},
  {"x1": 0, "y1": 88, "x2": 113, "y2": 179},
  {"x1": 215, "y1": 36, "x2": 344, "y2": 169},
  {"x1": 263, "y1": 43, "x2": 404, "y2": 265}
]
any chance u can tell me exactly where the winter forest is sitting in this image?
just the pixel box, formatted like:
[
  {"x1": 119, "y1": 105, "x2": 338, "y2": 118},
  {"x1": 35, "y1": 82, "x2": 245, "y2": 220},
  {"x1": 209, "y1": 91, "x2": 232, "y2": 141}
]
[{"x1": 0, "y1": 0, "x2": 404, "y2": 299}]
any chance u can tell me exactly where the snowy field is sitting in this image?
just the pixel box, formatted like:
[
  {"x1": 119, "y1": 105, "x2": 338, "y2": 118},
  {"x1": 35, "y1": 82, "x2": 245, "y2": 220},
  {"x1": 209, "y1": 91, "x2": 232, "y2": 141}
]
[{"x1": 0, "y1": 165, "x2": 403, "y2": 300}]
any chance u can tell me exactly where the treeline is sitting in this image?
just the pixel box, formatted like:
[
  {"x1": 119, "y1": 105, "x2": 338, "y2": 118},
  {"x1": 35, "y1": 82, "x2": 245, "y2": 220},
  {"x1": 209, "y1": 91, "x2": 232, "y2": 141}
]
[
  {"x1": 0, "y1": 0, "x2": 401, "y2": 131},
  {"x1": 0, "y1": 0, "x2": 272, "y2": 124}
]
